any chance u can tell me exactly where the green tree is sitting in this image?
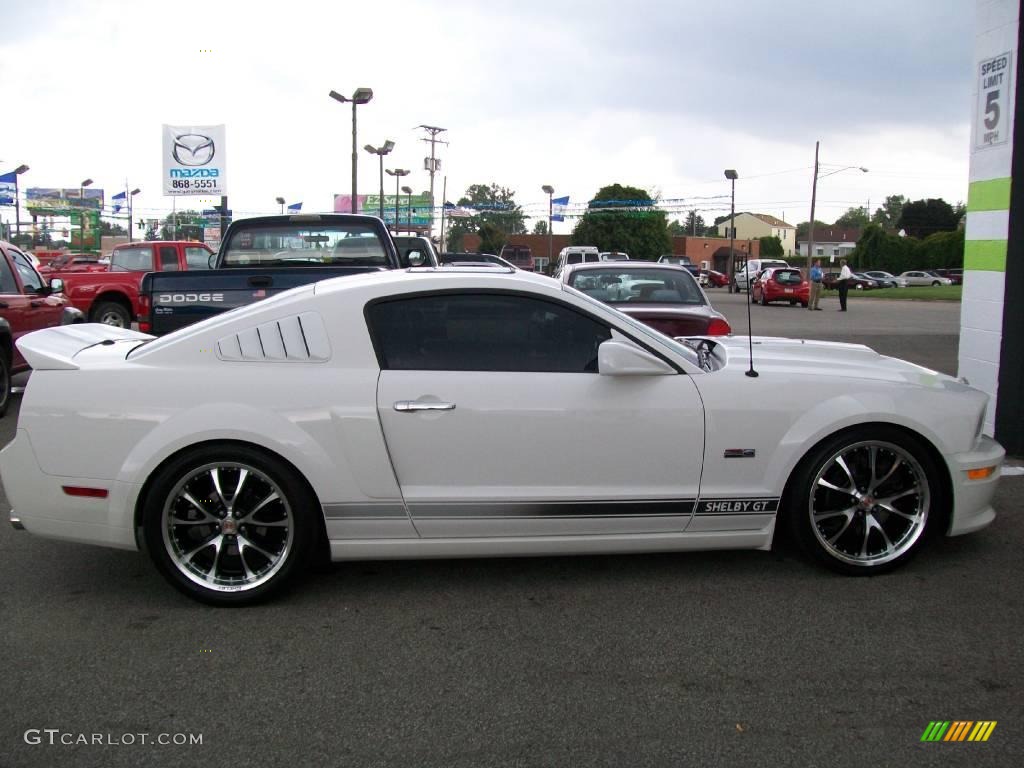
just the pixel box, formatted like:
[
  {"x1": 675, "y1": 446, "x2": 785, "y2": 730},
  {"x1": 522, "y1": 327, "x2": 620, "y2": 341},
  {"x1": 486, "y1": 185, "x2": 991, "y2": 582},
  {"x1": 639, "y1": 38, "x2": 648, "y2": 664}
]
[
  {"x1": 532, "y1": 219, "x2": 549, "y2": 235},
  {"x1": 759, "y1": 235, "x2": 784, "y2": 258},
  {"x1": 670, "y1": 211, "x2": 706, "y2": 236},
  {"x1": 795, "y1": 220, "x2": 829, "y2": 240},
  {"x1": 477, "y1": 222, "x2": 505, "y2": 255},
  {"x1": 100, "y1": 220, "x2": 128, "y2": 236},
  {"x1": 896, "y1": 198, "x2": 958, "y2": 239},
  {"x1": 833, "y1": 206, "x2": 869, "y2": 229},
  {"x1": 160, "y1": 210, "x2": 203, "y2": 241},
  {"x1": 459, "y1": 183, "x2": 526, "y2": 234},
  {"x1": 871, "y1": 194, "x2": 907, "y2": 230},
  {"x1": 571, "y1": 184, "x2": 670, "y2": 261}
]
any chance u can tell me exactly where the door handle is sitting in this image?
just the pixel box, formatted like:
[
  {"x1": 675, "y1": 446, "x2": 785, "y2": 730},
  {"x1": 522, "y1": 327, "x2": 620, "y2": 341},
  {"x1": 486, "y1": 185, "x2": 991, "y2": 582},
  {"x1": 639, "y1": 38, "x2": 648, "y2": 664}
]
[
  {"x1": 248, "y1": 275, "x2": 273, "y2": 287},
  {"x1": 393, "y1": 401, "x2": 456, "y2": 412},
  {"x1": 30, "y1": 300, "x2": 44, "y2": 307},
  {"x1": 0, "y1": 301, "x2": 8, "y2": 308}
]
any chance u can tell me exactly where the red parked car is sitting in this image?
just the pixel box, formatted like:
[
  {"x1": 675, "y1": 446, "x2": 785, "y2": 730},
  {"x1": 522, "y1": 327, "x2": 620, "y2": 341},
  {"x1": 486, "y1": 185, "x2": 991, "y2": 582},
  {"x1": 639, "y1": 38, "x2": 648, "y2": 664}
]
[
  {"x1": 0, "y1": 240, "x2": 84, "y2": 415},
  {"x1": 751, "y1": 267, "x2": 809, "y2": 307},
  {"x1": 37, "y1": 252, "x2": 108, "y2": 277},
  {"x1": 699, "y1": 269, "x2": 729, "y2": 287}
]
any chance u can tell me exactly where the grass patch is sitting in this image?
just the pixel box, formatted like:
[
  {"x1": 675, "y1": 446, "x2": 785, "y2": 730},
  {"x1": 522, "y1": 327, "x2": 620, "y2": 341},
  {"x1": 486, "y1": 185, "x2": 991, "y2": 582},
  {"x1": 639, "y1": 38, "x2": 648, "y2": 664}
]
[{"x1": 827, "y1": 285, "x2": 962, "y2": 301}]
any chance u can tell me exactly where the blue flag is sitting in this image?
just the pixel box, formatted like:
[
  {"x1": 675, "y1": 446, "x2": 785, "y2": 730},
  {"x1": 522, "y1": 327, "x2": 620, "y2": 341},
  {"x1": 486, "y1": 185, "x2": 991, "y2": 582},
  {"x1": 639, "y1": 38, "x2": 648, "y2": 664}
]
[
  {"x1": 551, "y1": 195, "x2": 570, "y2": 222},
  {"x1": 287, "y1": 202, "x2": 302, "y2": 212},
  {"x1": 111, "y1": 190, "x2": 127, "y2": 213}
]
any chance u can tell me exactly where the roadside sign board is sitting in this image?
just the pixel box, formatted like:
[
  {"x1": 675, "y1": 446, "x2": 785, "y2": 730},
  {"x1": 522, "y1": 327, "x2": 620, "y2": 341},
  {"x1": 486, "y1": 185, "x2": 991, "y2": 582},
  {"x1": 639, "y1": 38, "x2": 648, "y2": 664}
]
[
  {"x1": 976, "y1": 52, "x2": 1012, "y2": 149},
  {"x1": 163, "y1": 124, "x2": 228, "y2": 195}
]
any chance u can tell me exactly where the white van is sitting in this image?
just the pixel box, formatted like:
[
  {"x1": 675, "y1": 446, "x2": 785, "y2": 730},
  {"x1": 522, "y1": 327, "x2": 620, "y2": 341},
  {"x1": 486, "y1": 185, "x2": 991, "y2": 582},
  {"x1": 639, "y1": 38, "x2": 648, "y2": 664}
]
[
  {"x1": 555, "y1": 246, "x2": 601, "y2": 274},
  {"x1": 733, "y1": 258, "x2": 790, "y2": 290}
]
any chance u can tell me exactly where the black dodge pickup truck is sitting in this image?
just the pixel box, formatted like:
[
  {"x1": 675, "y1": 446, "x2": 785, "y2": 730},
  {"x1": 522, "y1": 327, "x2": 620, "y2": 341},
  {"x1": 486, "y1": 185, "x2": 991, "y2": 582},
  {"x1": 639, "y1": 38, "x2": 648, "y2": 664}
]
[{"x1": 139, "y1": 214, "x2": 433, "y2": 335}]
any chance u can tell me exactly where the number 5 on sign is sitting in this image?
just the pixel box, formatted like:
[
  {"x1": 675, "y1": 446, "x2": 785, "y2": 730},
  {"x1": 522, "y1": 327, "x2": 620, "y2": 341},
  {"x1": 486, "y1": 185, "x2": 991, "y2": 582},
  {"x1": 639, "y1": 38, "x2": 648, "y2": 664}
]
[{"x1": 976, "y1": 52, "x2": 1012, "y2": 149}]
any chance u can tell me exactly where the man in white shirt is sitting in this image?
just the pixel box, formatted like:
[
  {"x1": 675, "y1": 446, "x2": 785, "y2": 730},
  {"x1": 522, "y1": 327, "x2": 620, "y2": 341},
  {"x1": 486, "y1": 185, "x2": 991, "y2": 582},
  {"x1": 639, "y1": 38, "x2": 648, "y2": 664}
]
[{"x1": 837, "y1": 259, "x2": 853, "y2": 311}]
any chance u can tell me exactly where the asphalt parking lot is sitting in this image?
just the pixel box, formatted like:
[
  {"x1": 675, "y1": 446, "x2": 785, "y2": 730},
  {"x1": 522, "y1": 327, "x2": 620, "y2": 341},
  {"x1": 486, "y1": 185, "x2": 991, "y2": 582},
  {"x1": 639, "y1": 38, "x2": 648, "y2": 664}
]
[{"x1": 1, "y1": 297, "x2": 1021, "y2": 768}]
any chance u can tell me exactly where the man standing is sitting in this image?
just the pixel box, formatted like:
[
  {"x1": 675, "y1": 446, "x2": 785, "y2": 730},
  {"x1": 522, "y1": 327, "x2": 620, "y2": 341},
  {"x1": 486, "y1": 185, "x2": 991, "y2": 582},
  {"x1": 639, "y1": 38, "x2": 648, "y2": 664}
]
[
  {"x1": 808, "y1": 258, "x2": 823, "y2": 310},
  {"x1": 837, "y1": 258, "x2": 853, "y2": 311}
]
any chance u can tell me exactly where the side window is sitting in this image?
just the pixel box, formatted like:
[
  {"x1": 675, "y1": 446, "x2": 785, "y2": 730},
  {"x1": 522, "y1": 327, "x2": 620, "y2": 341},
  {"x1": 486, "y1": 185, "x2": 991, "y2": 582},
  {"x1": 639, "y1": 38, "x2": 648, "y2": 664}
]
[
  {"x1": 185, "y1": 247, "x2": 213, "y2": 269},
  {"x1": 11, "y1": 251, "x2": 43, "y2": 293},
  {"x1": 368, "y1": 293, "x2": 612, "y2": 373},
  {"x1": 0, "y1": 254, "x2": 18, "y2": 294},
  {"x1": 159, "y1": 246, "x2": 180, "y2": 271},
  {"x1": 567, "y1": 253, "x2": 583, "y2": 265}
]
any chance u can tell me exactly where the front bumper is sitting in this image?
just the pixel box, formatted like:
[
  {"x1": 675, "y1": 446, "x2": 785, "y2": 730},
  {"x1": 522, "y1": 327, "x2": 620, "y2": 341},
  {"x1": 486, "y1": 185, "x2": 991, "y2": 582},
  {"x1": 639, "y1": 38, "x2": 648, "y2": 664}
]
[{"x1": 946, "y1": 435, "x2": 1005, "y2": 536}]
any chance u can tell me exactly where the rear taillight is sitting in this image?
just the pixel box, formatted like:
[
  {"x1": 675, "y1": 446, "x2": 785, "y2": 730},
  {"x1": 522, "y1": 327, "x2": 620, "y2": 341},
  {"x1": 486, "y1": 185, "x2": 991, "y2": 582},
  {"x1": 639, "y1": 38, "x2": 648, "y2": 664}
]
[{"x1": 707, "y1": 317, "x2": 731, "y2": 335}]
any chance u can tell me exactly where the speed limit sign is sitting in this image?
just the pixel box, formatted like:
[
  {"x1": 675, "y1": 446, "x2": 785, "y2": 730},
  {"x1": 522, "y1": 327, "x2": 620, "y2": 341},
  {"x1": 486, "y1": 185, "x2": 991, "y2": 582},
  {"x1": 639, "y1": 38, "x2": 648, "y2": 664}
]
[{"x1": 976, "y1": 51, "x2": 1012, "y2": 150}]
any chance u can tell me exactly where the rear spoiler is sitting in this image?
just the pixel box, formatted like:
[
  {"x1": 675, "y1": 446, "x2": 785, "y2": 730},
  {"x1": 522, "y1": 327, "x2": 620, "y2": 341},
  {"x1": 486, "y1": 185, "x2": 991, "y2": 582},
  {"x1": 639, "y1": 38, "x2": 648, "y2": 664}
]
[{"x1": 16, "y1": 324, "x2": 153, "y2": 371}]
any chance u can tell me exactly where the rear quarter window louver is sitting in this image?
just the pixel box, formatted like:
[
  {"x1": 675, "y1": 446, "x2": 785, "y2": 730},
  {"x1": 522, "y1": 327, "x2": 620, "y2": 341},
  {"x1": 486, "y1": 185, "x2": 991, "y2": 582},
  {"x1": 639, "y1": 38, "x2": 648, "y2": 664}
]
[{"x1": 216, "y1": 312, "x2": 331, "y2": 362}]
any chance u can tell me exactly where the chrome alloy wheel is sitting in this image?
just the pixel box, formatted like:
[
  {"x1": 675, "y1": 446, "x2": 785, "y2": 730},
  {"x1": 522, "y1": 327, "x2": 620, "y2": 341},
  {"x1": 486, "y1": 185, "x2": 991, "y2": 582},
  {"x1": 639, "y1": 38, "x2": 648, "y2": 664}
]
[
  {"x1": 808, "y1": 441, "x2": 929, "y2": 567},
  {"x1": 162, "y1": 462, "x2": 294, "y2": 592}
]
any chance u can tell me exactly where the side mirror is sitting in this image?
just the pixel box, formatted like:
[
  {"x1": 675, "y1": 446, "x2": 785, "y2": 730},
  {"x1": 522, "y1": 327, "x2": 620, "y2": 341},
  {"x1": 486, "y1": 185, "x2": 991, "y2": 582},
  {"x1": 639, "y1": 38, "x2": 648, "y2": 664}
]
[
  {"x1": 48, "y1": 278, "x2": 64, "y2": 294},
  {"x1": 407, "y1": 250, "x2": 425, "y2": 267},
  {"x1": 208, "y1": 253, "x2": 217, "y2": 269},
  {"x1": 598, "y1": 339, "x2": 675, "y2": 376}
]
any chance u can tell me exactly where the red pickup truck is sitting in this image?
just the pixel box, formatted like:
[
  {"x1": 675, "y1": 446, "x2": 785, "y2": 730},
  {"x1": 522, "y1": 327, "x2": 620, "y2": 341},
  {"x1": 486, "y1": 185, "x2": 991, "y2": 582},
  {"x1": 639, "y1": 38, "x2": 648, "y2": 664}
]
[
  {"x1": 0, "y1": 240, "x2": 84, "y2": 416},
  {"x1": 60, "y1": 241, "x2": 213, "y2": 327}
]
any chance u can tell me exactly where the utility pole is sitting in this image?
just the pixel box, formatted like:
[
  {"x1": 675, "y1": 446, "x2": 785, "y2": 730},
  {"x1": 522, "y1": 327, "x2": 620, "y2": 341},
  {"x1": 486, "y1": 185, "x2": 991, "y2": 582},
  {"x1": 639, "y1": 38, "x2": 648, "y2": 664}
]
[
  {"x1": 417, "y1": 125, "x2": 447, "y2": 235},
  {"x1": 806, "y1": 141, "x2": 820, "y2": 279}
]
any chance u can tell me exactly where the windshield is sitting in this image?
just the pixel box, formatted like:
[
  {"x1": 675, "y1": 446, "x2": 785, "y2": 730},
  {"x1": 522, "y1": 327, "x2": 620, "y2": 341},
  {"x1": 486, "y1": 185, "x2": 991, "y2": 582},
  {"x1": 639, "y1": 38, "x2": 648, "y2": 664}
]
[
  {"x1": 566, "y1": 267, "x2": 705, "y2": 305},
  {"x1": 111, "y1": 246, "x2": 152, "y2": 271},
  {"x1": 222, "y1": 224, "x2": 387, "y2": 267},
  {"x1": 774, "y1": 269, "x2": 803, "y2": 285}
]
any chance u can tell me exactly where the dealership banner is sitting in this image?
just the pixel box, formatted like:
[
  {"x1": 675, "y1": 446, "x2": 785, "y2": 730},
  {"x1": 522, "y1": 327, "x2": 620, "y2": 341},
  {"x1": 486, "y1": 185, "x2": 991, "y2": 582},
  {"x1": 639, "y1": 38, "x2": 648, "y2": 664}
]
[
  {"x1": 334, "y1": 193, "x2": 433, "y2": 227},
  {"x1": 26, "y1": 187, "x2": 104, "y2": 212},
  {"x1": 0, "y1": 171, "x2": 16, "y2": 206},
  {"x1": 162, "y1": 124, "x2": 227, "y2": 196}
]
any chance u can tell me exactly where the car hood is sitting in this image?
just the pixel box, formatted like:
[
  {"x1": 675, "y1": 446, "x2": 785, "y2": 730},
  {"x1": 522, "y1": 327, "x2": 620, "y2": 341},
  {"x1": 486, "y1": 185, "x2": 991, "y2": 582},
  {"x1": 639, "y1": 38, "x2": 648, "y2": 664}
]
[{"x1": 710, "y1": 335, "x2": 965, "y2": 389}]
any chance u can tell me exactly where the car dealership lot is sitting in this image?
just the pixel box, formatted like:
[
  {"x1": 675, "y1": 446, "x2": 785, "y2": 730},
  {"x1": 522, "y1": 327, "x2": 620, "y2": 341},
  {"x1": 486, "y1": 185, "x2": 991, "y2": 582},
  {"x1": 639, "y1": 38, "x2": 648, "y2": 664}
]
[{"x1": 1, "y1": 296, "x2": 1021, "y2": 767}]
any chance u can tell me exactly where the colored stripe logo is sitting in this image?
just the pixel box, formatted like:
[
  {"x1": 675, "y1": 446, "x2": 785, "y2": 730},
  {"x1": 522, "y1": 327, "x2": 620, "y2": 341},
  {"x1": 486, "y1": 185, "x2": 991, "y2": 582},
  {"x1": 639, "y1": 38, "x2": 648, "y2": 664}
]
[{"x1": 921, "y1": 721, "x2": 997, "y2": 742}]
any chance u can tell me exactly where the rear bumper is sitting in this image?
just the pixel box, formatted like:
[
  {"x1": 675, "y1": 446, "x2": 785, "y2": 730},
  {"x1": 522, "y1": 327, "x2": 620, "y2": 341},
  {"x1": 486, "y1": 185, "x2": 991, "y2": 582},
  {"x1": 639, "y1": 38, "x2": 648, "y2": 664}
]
[
  {"x1": 0, "y1": 429, "x2": 138, "y2": 550},
  {"x1": 946, "y1": 435, "x2": 1005, "y2": 536}
]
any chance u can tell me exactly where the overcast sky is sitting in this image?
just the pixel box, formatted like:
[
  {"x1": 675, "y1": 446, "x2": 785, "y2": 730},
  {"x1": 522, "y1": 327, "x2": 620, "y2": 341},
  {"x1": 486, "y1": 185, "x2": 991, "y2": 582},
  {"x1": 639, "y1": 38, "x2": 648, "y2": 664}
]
[{"x1": 1, "y1": 0, "x2": 975, "y2": 235}]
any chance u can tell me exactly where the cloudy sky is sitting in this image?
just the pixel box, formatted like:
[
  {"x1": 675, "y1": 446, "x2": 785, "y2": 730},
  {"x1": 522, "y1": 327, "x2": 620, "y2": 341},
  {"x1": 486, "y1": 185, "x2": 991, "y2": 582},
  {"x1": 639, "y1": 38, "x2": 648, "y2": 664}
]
[{"x1": 1, "y1": 0, "x2": 974, "y2": 235}]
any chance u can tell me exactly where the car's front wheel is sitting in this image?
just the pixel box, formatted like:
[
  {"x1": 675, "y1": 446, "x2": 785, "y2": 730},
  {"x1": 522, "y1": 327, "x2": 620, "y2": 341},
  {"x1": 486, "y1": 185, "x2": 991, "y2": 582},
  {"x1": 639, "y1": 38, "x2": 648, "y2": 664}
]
[
  {"x1": 142, "y1": 444, "x2": 316, "y2": 605},
  {"x1": 786, "y1": 427, "x2": 942, "y2": 575}
]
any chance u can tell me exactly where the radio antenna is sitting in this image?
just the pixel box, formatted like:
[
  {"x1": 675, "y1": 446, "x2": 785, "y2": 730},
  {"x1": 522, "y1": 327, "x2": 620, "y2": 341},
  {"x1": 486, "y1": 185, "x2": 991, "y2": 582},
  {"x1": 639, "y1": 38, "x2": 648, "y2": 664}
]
[{"x1": 744, "y1": 250, "x2": 758, "y2": 377}]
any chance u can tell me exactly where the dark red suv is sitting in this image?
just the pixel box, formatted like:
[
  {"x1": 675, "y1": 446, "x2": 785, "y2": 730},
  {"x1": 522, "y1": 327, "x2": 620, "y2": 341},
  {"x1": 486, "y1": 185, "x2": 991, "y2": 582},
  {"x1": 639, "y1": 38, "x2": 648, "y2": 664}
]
[{"x1": 0, "y1": 240, "x2": 83, "y2": 416}]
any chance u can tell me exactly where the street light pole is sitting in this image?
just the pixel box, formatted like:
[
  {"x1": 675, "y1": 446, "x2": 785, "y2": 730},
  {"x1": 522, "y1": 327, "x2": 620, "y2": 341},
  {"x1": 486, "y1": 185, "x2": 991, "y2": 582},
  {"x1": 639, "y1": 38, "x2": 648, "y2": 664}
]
[
  {"x1": 385, "y1": 168, "x2": 409, "y2": 234},
  {"x1": 10, "y1": 165, "x2": 29, "y2": 244},
  {"x1": 275, "y1": 196, "x2": 285, "y2": 214},
  {"x1": 724, "y1": 170, "x2": 738, "y2": 292},
  {"x1": 364, "y1": 141, "x2": 395, "y2": 220},
  {"x1": 542, "y1": 184, "x2": 554, "y2": 272},
  {"x1": 127, "y1": 188, "x2": 140, "y2": 242},
  {"x1": 402, "y1": 185, "x2": 412, "y2": 232},
  {"x1": 329, "y1": 88, "x2": 374, "y2": 214}
]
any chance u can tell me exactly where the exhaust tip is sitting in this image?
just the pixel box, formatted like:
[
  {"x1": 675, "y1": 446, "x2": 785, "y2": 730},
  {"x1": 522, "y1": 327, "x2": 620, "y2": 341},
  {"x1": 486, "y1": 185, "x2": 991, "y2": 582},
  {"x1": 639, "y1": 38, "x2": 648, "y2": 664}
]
[{"x1": 10, "y1": 516, "x2": 25, "y2": 531}]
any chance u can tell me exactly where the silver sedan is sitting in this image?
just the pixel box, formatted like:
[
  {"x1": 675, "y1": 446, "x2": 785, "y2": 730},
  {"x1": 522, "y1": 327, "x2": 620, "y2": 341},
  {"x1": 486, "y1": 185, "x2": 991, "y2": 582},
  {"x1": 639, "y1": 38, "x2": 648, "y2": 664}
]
[{"x1": 899, "y1": 270, "x2": 954, "y2": 286}]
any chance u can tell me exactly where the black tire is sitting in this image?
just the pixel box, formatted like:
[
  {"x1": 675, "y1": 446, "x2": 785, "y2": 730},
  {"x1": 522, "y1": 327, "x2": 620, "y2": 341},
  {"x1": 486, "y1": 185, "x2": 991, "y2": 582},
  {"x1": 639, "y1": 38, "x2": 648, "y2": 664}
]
[
  {"x1": 789, "y1": 300, "x2": 797, "y2": 306},
  {"x1": 0, "y1": 350, "x2": 10, "y2": 418},
  {"x1": 784, "y1": 426, "x2": 943, "y2": 575},
  {"x1": 142, "y1": 444, "x2": 317, "y2": 605},
  {"x1": 931, "y1": 280, "x2": 940, "y2": 286},
  {"x1": 91, "y1": 301, "x2": 131, "y2": 328},
  {"x1": 759, "y1": 291, "x2": 768, "y2": 306}
]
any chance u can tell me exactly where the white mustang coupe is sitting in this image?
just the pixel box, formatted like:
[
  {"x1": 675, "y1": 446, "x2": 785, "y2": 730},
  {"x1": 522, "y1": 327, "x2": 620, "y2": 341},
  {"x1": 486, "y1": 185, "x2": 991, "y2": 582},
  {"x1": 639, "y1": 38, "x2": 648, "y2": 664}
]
[{"x1": 0, "y1": 268, "x2": 1004, "y2": 604}]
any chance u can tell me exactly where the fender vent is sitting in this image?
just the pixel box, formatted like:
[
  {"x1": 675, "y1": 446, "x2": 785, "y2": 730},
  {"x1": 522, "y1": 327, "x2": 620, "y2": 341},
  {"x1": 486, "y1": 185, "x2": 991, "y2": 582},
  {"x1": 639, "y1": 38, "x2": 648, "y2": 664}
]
[{"x1": 216, "y1": 312, "x2": 331, "y2": 362}]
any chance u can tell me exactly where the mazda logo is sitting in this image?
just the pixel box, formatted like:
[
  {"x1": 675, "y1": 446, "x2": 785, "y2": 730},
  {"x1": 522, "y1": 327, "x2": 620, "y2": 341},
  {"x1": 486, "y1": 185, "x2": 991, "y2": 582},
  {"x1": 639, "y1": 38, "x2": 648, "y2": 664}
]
[{"x1": 172, "y1": 133, "x2": 215, "y2": 166}]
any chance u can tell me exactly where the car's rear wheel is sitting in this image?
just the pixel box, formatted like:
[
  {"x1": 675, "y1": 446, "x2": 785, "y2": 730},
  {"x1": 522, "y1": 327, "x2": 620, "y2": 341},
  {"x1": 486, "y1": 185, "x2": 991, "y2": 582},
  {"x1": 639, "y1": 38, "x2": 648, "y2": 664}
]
[
  {"x1": 789, "y1": 299, "x2": 797, "y2": 306},
  {"x1": 760, "y1": 292, "x2": 768, "y2": 306},
  {"x1": 142, "y1": 444, "x2": 316, "y2": 605},
  {"x1": 786, "y1": 427, "x2": 941, "y2": 575},
  {"x1": 92, "y1": 301, "x2": 131, "y2": 328},
  {"x1": 0, "y1": 350, "x2": 10, "y2": 418}
]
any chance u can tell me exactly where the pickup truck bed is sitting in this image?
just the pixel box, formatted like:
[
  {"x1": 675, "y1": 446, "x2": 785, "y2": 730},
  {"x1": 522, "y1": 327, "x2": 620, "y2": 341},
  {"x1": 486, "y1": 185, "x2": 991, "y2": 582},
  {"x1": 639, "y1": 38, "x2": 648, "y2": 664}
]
[{"x1": 138, "y1": 214, "x2": 405, "y2": 335}]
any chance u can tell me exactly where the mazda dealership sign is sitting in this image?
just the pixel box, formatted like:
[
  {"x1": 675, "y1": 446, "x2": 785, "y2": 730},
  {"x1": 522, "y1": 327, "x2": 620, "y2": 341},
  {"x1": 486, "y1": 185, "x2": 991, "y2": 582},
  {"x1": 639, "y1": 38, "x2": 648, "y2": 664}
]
[{"x1": 162, "y1": 124, "x2": 227, "y2": 196}]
